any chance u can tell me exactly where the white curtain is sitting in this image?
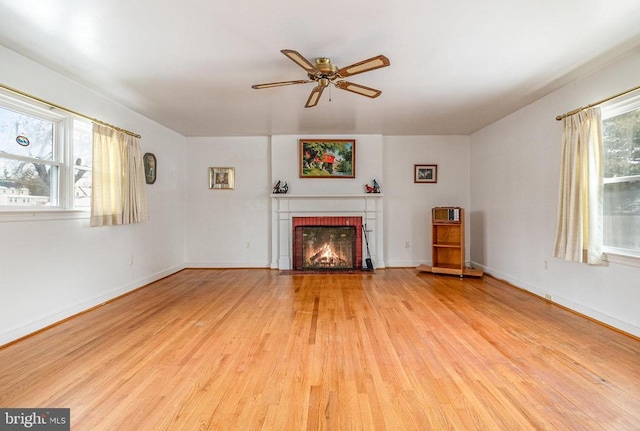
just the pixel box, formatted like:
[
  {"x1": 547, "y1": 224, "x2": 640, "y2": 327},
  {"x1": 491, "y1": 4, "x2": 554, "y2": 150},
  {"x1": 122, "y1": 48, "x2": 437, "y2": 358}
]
[
  {"x1": 90, "y1": 124, "x2": 148, "y2": 227},
  {"x1": 552, "y1": 107, "x2": 604, "y2": 264}
]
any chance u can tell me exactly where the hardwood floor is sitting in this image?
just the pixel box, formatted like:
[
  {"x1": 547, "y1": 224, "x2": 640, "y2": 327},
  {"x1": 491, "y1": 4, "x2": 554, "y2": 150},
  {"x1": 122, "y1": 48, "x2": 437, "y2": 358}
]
[{"x1": 1, "y1": 269, "x2": 639, "y2": 430}]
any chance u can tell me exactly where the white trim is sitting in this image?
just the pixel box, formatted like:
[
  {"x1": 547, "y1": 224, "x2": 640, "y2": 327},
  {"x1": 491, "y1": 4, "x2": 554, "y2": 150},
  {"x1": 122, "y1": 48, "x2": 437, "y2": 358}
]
[
  {"x1": 601, "y1": 92, "x2": 640, "y2": 257},
  {"x1": 270, "y1": 193, "x2": 383, "y2": 199},
  {"x1": 470, "y1": 261, "x2": 640, "y2": 338},
  {"x1": 603, "y1": 174, "x2": 640, "y2": 184},
  {"x1": 271, "y1": 194, "x2": 385, "y2": 270},
  {"x1": 186, "y1": 261, "x2": 271, "y2": 268},
  {"x1": 0, "y1": 88, "x2": 67, "y2": 121},
  {"x1": 0, "y1": 209, "x2": 90, "y2": 222},
  {"x1": 386, "y1": 260, "x2": 422, "y2": 268},
  {"x1": 601, "y1": 91, "x2": 640, "y2": 118},
  {"x1": 0, "y1": 264, "x2": 186, "y2": 347},
  {"x1": 603, "y1": 250, "x2": 640, "y2": 267},
  {"x1": 1, "y1": 90, "x2": 93, "y2": 214}
]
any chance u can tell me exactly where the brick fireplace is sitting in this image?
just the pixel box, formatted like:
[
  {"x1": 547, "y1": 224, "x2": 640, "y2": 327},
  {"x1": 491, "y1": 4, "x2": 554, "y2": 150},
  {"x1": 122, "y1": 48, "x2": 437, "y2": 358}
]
[
  {"x1": 292, "y1": 216, "x2": 363, "y2": 270},
  {"x1": 271, "y1": 194, "x2": 384, "y2": 270}
]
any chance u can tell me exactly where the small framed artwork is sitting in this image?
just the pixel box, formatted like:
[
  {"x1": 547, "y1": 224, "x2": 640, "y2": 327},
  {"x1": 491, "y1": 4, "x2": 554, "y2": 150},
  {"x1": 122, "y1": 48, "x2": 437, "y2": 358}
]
[
  {"x1": 414, "y1": 164, "x2": 437, "y2": 183},
  {"x1": 143, "y1": 153, "x2": 157, "y2": 184},
  {"x1": 299, "y1": 139, "x2": 355, "y2": 178},
  {"x1": 209, "y1": 167, "x2": 235, "y2": 190}
]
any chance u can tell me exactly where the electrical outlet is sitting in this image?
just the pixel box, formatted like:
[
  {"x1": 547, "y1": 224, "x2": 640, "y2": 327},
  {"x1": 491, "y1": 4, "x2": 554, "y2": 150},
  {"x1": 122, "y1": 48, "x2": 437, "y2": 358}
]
[
  {"x1": 544, "y1": 260, "x2": 549, "y2": 270},
  {"x1": 405, "y1": 241, "x2": 410, "y2": 249}
]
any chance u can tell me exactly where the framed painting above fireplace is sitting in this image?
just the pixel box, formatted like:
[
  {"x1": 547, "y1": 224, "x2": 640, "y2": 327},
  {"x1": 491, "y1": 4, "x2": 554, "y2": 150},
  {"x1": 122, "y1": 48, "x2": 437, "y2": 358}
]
[{"x1": 299, "y1": 139, "x2": 355, "y2": 178}]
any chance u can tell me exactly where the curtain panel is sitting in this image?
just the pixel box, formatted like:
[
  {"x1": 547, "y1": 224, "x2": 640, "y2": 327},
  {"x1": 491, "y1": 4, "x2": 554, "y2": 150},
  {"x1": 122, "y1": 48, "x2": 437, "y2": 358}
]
[
  {"x1": 552, "y1": 107, "x2": 604, "y2": 264},
  {"x1": 90, "y1": 124, "x2": 148, "y2": 227}
]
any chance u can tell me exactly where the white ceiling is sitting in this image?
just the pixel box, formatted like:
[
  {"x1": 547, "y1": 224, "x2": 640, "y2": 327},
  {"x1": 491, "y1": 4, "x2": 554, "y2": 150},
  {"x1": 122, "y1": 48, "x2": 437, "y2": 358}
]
[{"x1": 1, "y1": 0, "x2": 640, "y2": 137}]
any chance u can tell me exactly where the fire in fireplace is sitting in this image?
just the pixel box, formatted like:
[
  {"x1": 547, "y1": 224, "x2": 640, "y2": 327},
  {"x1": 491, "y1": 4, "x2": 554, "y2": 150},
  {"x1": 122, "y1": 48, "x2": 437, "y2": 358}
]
[
  {"x1": 301, "y1": 226, "x2": 356, "y2": 270},
  {"x1": 292, "y1": 216, "x2": 363, "y2": 271}
]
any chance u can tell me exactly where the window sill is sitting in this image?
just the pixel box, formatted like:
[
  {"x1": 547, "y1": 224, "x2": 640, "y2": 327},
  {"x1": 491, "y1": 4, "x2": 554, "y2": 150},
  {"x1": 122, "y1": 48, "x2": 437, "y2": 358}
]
[
  {"x1": 0, "y1": 209, "x2": 90, "y2": 223},
  {"x1": 603, "y1": 249, "x2": 640, "y2": 268}
]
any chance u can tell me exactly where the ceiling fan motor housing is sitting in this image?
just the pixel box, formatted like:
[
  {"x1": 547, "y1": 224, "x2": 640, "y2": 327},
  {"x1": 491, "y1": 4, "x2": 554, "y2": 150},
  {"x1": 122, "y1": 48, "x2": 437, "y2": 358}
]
[{"x1": 315, "y1": 57, "x2": 337, "y2": 75}]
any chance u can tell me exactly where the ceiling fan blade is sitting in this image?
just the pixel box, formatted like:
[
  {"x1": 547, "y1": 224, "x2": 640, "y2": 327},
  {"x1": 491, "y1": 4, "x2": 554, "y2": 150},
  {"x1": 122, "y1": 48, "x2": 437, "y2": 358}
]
[
  {"x1": 305, "y1": 85, "x2": 325, "y2": 108},
  {"x1": 251, "y1": 80, "x2": 311, "y2": 89},
  {"x1": 337, "y1": 55, "x2": 390, "y2": 77},
  {"x1": 334, "y1": 81, "x2": 382, "y2": 98},
  {"x1": 281, "y1": 49, "x2": 318, "y2": 74}
]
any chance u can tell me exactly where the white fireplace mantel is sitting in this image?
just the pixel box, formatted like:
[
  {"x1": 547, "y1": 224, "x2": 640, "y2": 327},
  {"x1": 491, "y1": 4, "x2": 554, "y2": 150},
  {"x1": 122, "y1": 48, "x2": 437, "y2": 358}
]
[{"x1": 271, "y1": 194, "x2": 384, "y2": 270}]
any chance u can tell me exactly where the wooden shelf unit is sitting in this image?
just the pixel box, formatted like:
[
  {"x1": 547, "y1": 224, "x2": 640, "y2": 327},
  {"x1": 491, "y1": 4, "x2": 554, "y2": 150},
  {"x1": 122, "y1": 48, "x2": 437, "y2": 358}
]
[
  {"x1": 418, "y1": 207, "x2": 483, "y2": 277},
  {"x1": 432, "y1": 207, "x2": 464, "y2": 275}
]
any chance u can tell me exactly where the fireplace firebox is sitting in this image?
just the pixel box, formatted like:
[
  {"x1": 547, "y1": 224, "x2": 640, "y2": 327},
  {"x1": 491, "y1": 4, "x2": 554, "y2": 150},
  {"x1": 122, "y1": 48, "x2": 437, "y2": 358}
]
[
  {"x1": 301, "y1": 226, "x2": 355, "y2": 269},
  {"x1": 292, "y1": 216, "x2": 363, "y2": 271}
]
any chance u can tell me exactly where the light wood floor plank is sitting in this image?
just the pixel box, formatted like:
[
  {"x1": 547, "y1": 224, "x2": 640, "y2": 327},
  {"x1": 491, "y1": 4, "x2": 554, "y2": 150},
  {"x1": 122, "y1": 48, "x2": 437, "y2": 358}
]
[{"x1": 1, "y1": 268, "x2": 639, "y2": 430}]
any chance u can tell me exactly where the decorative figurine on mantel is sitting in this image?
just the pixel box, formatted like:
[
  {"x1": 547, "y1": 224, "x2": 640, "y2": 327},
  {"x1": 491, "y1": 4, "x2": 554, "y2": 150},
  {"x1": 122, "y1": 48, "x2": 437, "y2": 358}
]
[
  {"x1": 273, "y1": 180, "x2": 288, "y2": 194},
  {"x1": 365, "y1": 179, "x2": 380, "y2": 193}
]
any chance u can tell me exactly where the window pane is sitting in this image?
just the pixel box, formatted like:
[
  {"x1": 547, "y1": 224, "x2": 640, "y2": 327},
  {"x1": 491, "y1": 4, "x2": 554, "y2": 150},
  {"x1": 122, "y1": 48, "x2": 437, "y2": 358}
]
[
  {"x1": 73, "y1": 120, "x2": 92, "y2": 208},
  {"x1": 0, "y1": 106, "x2": 54, "y2": 161},
  {"x1": 74, "y1": 168, "x2": 91, "y2": 207},
  {"x1": 603, "y1": 109, "x2": 640, "y2": 178},
  {"x1": 0, "y1": 157, "x2": 58, "y2": 206},
  {"x1": 602, "y1": 103, "x2": 640, "y2": 255},
  {"x1": 603, "y1": 181, "x2": 640, "y2": 250}
]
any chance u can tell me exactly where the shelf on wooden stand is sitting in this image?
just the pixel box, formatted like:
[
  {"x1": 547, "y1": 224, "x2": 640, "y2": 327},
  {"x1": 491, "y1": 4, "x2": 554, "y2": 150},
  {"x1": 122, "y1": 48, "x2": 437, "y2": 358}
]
[{"x1": 416, "y1": 207, "x2": 483, "y2": 278}]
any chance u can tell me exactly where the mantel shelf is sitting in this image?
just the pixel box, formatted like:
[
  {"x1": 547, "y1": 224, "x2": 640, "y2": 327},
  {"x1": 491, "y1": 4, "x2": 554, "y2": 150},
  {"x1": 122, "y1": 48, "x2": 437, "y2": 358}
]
[{"x1": 271, "y1": 194, "x2": 383, "y2": 199}]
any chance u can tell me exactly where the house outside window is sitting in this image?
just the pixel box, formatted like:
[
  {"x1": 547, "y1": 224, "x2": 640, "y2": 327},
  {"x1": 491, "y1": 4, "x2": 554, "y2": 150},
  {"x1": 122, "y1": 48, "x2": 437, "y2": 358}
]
[
  {"x1": 602, "y1": 93, "x2": 640, "y2": 257},
  {"x1": 0, "y1": 91, "x2": 92, "y2": 212}
]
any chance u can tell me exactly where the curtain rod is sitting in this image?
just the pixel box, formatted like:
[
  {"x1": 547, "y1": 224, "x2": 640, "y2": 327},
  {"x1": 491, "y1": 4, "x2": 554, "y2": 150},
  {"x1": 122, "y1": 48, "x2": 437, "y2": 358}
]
[
  {"x1": 556, "y1": 83, "x2": 640, "y2": 121},
  {"x1": 0, "y1": 83, "x2": 141, "y2": 139}
]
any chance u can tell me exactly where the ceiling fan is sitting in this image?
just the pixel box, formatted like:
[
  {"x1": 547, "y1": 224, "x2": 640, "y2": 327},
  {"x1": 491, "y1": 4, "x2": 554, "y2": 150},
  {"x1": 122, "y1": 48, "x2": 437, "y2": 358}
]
[{"x1": 251, "y1": 49, "x2": 390, "y2": 108}]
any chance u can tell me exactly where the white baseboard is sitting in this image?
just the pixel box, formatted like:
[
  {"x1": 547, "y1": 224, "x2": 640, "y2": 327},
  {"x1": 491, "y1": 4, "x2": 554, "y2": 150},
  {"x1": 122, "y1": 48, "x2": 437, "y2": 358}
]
[
  {"x1": 385, "y1": 260, "x2": 421, "y2": 268},
  {"x1": 0, "y1": 264, "x2": 186, "y2": 347},
  {"x1": 186, "y1": 261, "x2": 272, "y2": 268},
  {"x1": 471, "y1": 261, "x2": 640, "y2": 338}
]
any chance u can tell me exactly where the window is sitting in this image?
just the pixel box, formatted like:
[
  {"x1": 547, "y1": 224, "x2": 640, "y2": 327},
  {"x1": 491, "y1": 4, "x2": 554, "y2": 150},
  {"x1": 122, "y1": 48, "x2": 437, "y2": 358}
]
[
  {"x1": 0, "y1": 91, "x2": 92, "y2": 212},
  {"x1": 72, "y1": 121, "x2": 93, "y2": 208},
  {"x1": 602, "y1": 94, "x2": 640, "y2": 257}
]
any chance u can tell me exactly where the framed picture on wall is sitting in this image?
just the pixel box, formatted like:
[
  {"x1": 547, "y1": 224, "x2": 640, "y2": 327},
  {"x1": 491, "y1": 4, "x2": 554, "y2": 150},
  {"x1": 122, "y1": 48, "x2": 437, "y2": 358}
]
[
  {"x1": 143, "y1": 153, "x2": 157, "y2": 184},
  {"x1": 209, "y1": 167, "x2": 235, "y2": 190},
  {"x1": 414, "y1": 164, "x2": 437, "y2": 183},
  {"x1": 299, "y1": 139, "x2": 355, "y2": 178}
]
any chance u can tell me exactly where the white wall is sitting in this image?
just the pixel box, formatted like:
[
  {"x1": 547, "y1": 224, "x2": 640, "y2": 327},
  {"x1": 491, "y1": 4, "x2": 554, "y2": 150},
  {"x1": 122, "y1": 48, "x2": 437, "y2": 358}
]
[
  {"x1": 186, "y1": 136, "x2": 271, "y2": 267},
  {"x1": 383, "y1": 136, "x2": 471, "y2": 267},
  {"x1": 470, "y1": 47, "x2": 640, "y2": 337},
  {"x1": 185, "y1": 134, "x2": 470, "y2": 269},
  {"x1": 186, "y1": 134, "x2": 385, "y2": 267},
  {"x1": 0, "y1": 45, "x2": 187, "y2": 345}
]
